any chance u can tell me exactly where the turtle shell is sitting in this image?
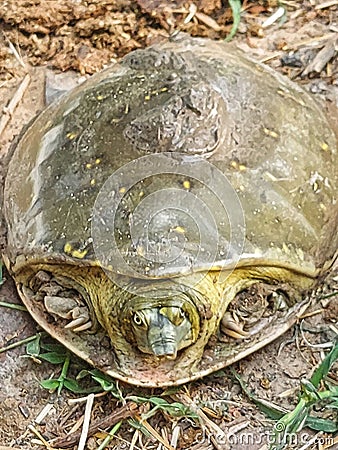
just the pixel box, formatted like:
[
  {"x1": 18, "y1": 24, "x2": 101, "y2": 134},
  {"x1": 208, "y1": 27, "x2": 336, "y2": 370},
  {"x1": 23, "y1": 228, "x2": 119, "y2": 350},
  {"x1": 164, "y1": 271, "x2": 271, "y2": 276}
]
[{"x1": 3, "y1": 35, "x2": 338, "y2": 386}]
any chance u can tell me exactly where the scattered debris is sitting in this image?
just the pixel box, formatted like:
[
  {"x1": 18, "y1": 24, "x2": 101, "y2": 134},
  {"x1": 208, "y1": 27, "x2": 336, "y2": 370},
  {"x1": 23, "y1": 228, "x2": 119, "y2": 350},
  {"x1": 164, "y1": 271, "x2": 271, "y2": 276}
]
[
  {"x1": 50, "y1": 402, "x2": 138, "y2": 448},
  {"x1": 0, "y1": 74, "x2": 30, "y2": 137}
]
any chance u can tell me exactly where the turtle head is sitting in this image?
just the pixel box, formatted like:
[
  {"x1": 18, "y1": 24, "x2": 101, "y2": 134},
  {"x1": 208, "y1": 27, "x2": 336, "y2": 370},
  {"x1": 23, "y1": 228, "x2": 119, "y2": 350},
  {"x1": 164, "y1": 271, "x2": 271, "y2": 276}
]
[
  {"x1": 120, "y1": 288, "x2": 201, "y2": 360},
  {"x1": 131, "y1": 305, "x2": 193, "y2": 359}
]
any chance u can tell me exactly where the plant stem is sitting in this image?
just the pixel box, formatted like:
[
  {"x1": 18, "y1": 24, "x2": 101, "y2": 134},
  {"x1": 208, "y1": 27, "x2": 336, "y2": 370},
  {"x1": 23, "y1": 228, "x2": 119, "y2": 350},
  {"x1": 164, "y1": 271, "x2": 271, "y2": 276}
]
[{"x1": 0, "y1": 334, "x2": 38, "y2": 353}]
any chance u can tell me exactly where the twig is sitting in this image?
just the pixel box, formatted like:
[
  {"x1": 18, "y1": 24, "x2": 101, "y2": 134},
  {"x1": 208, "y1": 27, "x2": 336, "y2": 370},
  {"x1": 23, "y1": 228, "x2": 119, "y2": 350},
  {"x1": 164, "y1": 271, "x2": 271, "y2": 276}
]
[
  {"x1": 28, "y1": 424, "x2": 53, "y2": 449},
  {"x1": 0, "y1": 447, "x2": 22, "y2": 450},
  {"x1": 68, "y1": 390, "x2": 107, "y2": 404},
  {"x1": 3, "y1": 32, "x2": 25, "y2": 68},
  {"x1": 315, "y1": 0, "x2": 338, "y2": 9},
  {"x1": 34, "y1": 403, "x2": 54, "y2": 425},
  {"x1": 50, "y1": 401, "x2": 138, "y2": 448},
  {"x1": 302, "y1": 36, "x2": 338, "y2": 76},
  {"x1": 129, "y1": 429, "x2": 139, "y2": 450},
  {"x1": 183, "y1": 3, "x2": 197, "y2": 24},
  {"x1": 135, "y1": 415, "x2": 175, "y2": 450},
  {"x1": 67, "y1": 414, "x2": 84, "y2": 435},
  {"x1": 78, "y1": 393, "x2": 95, "y2": 450},
  {"x1": 170, "y1": 424, "x2": 180, "y2": 448},
  {"x1": 171, "y1": 393, "x2": 228, "y2": 450},
  {"x1": 260, "y1": 33, "x2": 335, "y2": 63},
  {"x1": 195, "y1": 12, "x2": 221, "y2": 31},
  {"x1": 262, "y1": 7, "x2": 285, "y2": 28},
  {"x1": 0, "y1": 73, "x2": 30, "y2": 138}
]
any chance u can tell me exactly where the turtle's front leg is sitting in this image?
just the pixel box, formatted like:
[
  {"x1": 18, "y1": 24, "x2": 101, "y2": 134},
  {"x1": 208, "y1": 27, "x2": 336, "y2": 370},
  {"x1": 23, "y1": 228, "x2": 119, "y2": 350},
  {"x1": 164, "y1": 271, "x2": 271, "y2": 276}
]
[
  {"x1": 28, "y1": 270, "x2": 94, "y2": 332},
  {"x1": 44, "y1": 296, "x2": 92, "y2": 332},
  {"x1": 220, "y1": 283, "x2": 289, "y2": 340},
  {"x1": 220, "y1": 312, "x2": 249, "y2": 339}
]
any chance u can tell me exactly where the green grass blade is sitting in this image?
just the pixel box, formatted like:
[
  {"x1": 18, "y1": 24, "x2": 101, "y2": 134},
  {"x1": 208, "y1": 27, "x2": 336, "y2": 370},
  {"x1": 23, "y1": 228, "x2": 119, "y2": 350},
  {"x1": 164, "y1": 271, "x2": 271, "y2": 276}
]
[
  {"x1": 305, "y1": 416, "x2": 338, "y2": 432},
  {"x1": 225, "y1": 0, "x2": 242, "y2": 42},
  {"x1": 128, "y1": 395, "x2": 198, "y2": 420},
  {"x1": 269, "y1": 342, "x2": 338, "y2": 449},
  {"x1": 310, "y1": 339, "x2": 338, "y2": 388},
  {"x1": 0, "y1": 334, "x2": 39, "y2": 354},
  {"x1": 96, "y1": 421, "x2": 122, "y2": 450},
  {"x1": 0, "y1": 300, "x2": 27, "y2": 311}
]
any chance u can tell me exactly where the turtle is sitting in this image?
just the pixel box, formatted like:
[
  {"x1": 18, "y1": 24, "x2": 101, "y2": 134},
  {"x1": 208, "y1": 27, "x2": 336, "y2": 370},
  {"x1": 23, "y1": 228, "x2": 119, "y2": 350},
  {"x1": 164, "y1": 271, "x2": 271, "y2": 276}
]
[{"x1": 2, "y1": 35, "x2": 337, "y2": 387}]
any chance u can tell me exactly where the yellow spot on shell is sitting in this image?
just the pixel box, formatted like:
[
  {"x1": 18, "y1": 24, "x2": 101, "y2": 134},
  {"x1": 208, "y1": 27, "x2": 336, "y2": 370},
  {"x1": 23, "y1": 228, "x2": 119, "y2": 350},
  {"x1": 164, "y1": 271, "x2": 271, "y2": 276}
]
[
  {"x1": 71, "y1": 249, "x2": 88, "y2": 259},
  {"x1": 144, "y1": 95, "x2": 151, "y2": 101},
  {"x1": 137, "y1": 246, "x2": 145, "y2": 257},
  {"x1": 296, "y1": 247, "x2": 304, "y2": 261},
  {"x1": 86, "y1": 163, "x2": 92, "y2": 169},
  {"x1": 230, "y1": 161, "x2": 246, "y2": 172},
  {"x1": 139, "y1": 191, "x2": 144, "y2": 197},
  {"x1": 64, "y1": 242, "x2": 88, "y2": 259},
  {"x1": 96, "y1": 95, "x2": 104, "y2": 100},
  {"x1": 282, "y1": 242, "x2": 289, "y2": 254},
  {"x1": 119, "y1": 187, "x2": 126, "y2": 194},
  {"x1": 174, "y1": 226, "x2": 185, "y2": 234},
  {"x1": 90, "y1": 179, "x2": 96, "y2": 186},
  {"x1": 95, "y1": 158, "x2": 101, "y2": 165},
  {"x1": 64, "y1": 242, "x2": 73, "y2": 254},
  {"x1": 321, "y1": 142, "x2": 329, "y2": 152},
  {"x1": 263, "y1": 128, "x2": 279, "y2": 138},
  {"x1": 183, "y1": 180, "x2": 191, "y2": 189},
  {"x1": 66, "y1": 132, "x2": 77, "y2": 140}
]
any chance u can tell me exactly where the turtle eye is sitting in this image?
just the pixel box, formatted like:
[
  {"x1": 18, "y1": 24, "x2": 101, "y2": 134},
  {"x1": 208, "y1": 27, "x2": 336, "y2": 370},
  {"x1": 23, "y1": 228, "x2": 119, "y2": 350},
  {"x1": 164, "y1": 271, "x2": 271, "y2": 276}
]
[{"x1": 133, "y1": 313, "x2": 144, "y2": 326}]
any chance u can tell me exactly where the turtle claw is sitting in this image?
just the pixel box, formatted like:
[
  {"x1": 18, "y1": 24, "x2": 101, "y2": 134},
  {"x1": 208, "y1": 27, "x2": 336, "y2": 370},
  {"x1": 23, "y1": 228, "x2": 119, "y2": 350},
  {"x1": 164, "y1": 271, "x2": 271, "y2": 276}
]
[
  {"x1": 221, "y1": 312, "x2": 249, "y2": 339},
  {"x1": 72, "y1": 321, "x2": 93, "y2": 332},
  {"x1": 65, "y1": 316, "x2": 92, "y2": 332}
]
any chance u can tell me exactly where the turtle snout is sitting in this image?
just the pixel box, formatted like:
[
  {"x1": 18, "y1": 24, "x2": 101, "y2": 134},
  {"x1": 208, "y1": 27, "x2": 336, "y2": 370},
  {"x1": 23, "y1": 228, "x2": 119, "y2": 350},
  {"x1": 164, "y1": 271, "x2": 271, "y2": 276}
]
[
  {"x1": 148, "y1": 327, "x2": 178, "y2": 359},
  {"x1": 131, "y1": 306, "x2": 193, "y2": 358}
]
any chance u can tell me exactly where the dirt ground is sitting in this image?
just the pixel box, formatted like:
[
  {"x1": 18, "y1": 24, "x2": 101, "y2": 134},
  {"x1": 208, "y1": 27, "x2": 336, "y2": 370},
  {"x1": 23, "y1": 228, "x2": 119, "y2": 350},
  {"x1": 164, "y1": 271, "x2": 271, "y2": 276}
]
[{"x1": 0, "y1": 1, "x2": 337, "y2": 449}]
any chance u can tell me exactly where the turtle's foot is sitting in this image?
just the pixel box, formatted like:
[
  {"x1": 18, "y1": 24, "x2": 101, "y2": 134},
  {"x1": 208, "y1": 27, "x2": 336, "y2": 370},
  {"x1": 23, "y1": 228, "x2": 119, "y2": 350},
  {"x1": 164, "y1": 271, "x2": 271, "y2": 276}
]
[
  {"x1": 220, "y1": 312, "x2": 249, "y2": 339},
  {"x1": 220, "y1": 284, "x2": 291, "y2": 340},
  {"x1": 29, "y1": 270, "x2": 93, "y2": 332},
  {"x1": 44, "y1": 296, "x2": 92, "y2": 332}
]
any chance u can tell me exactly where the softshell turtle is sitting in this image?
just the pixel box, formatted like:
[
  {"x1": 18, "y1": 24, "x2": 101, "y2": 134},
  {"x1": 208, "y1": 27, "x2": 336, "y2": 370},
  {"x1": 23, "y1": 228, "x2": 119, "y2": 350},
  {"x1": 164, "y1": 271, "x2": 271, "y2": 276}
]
[{"x1": 3, "y1": 35, "x2": 337, "y2": 387}]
